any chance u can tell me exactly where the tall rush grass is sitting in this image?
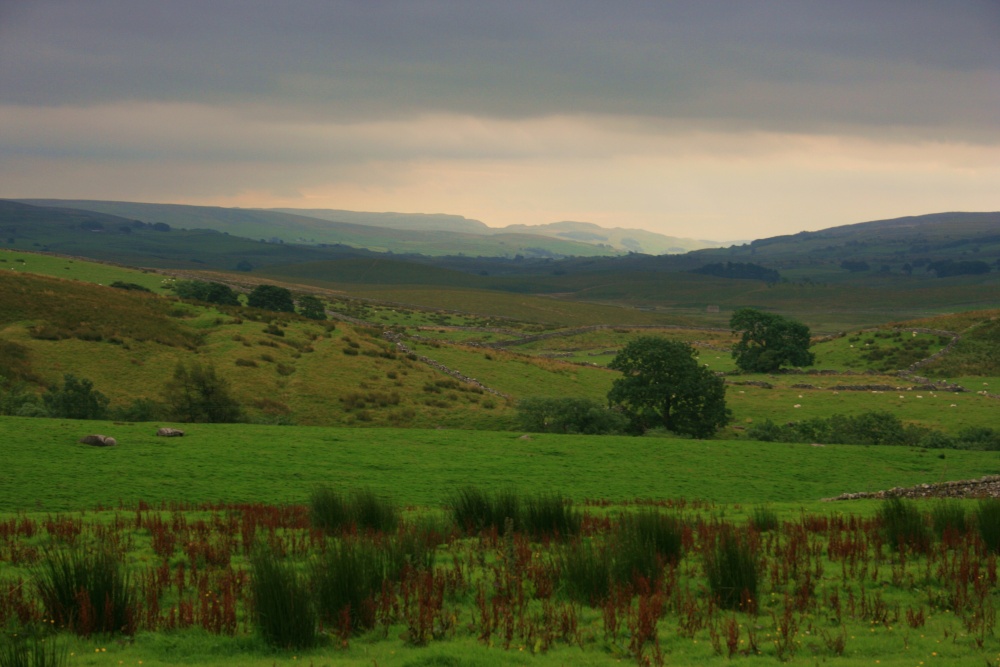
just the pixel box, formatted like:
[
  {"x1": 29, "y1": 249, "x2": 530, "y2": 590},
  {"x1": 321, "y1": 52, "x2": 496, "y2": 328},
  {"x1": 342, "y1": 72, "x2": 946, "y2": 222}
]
[
  {"x1": 705, "y1": 530, "x2": 759, "y2": 612},
  {"x1": 35, "y1": 547, "x2": 136, "y2": 637},
  {"x1": 249, "y1": 547, "x2": 317, "y2": 650},
  {"x1": 877, "y1": 497, "x2": 931, "y2": 553}
]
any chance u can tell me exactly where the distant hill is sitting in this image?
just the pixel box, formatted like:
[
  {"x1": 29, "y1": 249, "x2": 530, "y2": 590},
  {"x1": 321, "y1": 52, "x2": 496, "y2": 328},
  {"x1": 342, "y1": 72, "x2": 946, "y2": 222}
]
[
  {"x1": 15, "y1": 199, "x2": 621, "y2": 258},
  {"x1": 498, "y1": 220, "x2": 727, "y2": 254},
  {"x1": 692, "y1": 211, "x2": 1000, "y2": 269},
  {"x1": 268, "y1": 208, "x2": 491, "y2": 234},
  {"x1": 270, "y1": 208, "x2": 724, "y2": 254}
]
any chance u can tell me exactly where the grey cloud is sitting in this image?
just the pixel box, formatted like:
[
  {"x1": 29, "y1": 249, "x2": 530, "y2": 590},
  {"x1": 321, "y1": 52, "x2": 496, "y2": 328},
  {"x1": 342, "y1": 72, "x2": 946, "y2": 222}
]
[{"x1": 2, "y1": 1, "x2": 997, "y2": 140}]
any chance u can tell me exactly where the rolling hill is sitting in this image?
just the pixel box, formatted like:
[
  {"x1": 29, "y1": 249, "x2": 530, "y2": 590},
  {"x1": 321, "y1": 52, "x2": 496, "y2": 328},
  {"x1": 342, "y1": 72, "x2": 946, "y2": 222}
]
[{"x1": 14, "y1": 199, "x2": 623, "y2": 258}]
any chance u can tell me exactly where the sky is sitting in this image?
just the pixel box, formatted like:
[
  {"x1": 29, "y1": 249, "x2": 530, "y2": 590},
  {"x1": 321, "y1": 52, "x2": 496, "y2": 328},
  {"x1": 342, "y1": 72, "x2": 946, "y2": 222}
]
[{"x1": 1, "y1": 1, "x2": 998, "y2": 241}]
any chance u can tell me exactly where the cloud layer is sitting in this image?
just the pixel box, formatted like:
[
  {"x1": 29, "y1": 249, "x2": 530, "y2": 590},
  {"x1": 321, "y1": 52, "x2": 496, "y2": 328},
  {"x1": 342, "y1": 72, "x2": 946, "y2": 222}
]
[{"x1": 2, "y1": 1, "x2": 998, "y2": 239}]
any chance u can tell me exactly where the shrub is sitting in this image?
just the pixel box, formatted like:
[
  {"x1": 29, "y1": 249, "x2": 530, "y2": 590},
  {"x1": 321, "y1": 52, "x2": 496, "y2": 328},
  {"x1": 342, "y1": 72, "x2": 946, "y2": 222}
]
[
  {"x1": 516, "y1": 397, "x2": 628, "y2": 435},
  {"x1": 249, "y1": 547, "x2": 316, "y2": 649},
  {"x1": 705, "y1": 531, "x2": 758, "y2": 611},
  {"x1": 35, "y1": 547, "x2": 136, "y2": 636},
  {"x1": 110, "y1": 398, "x2": 164, "y2": 422},
  {"x1": 955, "y1": 427, "x2": 1000, "y2": 451},
  {"x1": 878, "y1": 497, "x2": 931, "y2": 553}
]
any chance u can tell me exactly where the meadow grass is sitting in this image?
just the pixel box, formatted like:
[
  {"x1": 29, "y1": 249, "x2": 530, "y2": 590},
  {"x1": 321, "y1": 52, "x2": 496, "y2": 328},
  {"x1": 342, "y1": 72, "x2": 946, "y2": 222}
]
[
  {"x1": 0, "y1": 249, "x2": 169, "y2": 293},
  {"x1": 2, "y1": 417, "x2": 999, "y2": 513}
]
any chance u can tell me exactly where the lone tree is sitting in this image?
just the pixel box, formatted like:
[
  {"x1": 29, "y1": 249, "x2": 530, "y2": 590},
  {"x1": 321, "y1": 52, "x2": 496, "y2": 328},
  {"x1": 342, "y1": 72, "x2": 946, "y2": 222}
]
[
  {"x1": 608, "y1": 337, "x2": 729, "y2": 438},
  {"x1": 163, "y1": 362, "x2": 243, "y2": 423},
  {"x1": 42, "y1": 374, "x2": 110, "y2": 420},
  {"x1": 730, "y1": 308, "x2": 815, "y2": 372},
  {"x1": 247, "y1": 284, "x2": 295, "y2": 313}
]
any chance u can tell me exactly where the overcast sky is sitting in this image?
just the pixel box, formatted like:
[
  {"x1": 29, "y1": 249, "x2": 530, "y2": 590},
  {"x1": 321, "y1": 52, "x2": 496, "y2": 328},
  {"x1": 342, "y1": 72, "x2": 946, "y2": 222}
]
[{"x1": 1, "y1": 1, "x2": 998, "y2": 241}]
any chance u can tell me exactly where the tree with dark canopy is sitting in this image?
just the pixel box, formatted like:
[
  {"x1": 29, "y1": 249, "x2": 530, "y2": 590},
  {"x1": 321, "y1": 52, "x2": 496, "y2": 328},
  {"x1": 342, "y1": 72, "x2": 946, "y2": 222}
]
[
  {"x1": 608, "y1": 337, "x2": 729, "y2": 438},
  {"x1": 297, "y1": 295, "x2": 327, "y2": 320},
  {"x1": 730, "y1": 308, "x2": 814, "y2": 372},
  {"x1": 162, "y1": 362, "x2": 243, "y2": 423},
  {"x1": 247, "y1": 284, "x2": 295, "y2": 313},
  {"x1": 42, "y1": 374, "x2": 110, "y2": 420}
]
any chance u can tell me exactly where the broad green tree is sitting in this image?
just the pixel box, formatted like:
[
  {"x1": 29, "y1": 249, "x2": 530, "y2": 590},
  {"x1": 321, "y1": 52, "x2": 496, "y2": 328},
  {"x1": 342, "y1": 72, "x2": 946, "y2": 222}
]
[
  {"x1": 608, "y1": 337, "x2": 729, "y2": 438},
  {"x1": 730, "y1": 308, "x2": 815, "y2": 372},
  {"x1": 247, "y1": 285, "x2": 295, "y2": 313},
  {"x1": 173, "y1": 280, "x2": 240, "y2": 306}
]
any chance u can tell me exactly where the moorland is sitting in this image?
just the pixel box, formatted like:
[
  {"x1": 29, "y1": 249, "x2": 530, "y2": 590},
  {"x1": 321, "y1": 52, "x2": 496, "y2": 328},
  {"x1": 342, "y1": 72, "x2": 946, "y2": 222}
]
[{"x1": 1, "y1": 199, "x2": 999, "y2": 666}]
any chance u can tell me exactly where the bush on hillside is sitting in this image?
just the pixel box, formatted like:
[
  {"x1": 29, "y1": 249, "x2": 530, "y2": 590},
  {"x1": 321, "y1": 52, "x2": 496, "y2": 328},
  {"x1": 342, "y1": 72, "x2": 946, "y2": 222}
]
[
  {"x1": 162, "y1": 362, "x2": 243, "y2": 423},
  {"x1": 172, "y1": 280, "x2": 240, "y2": 306},
  {"x1": 247, "y1": 285, "x2": 295, "y2": 313},
  {"x1": 517, "y1": 396, "x2": 628, "y2": 435},
  {"x1": 748, "y1": 412, "x2": 999, "y2": 451},
  {"x1": 747, "y1": 411, "x2": 931, "y2": 447},
  {"x1": 42, "y1": 374, "x2": 110, "y2": 420}
]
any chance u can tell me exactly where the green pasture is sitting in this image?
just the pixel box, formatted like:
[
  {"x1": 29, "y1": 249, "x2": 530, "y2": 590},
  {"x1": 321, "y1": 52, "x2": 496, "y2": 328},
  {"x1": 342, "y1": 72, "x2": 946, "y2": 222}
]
[
  {"x1": 0, "y1": 248, "x2": 169, "y2": 292},
  {"x1": 408, "y1": 342, "x2": 616, "y2": 402},
  {"x1": 2, "y1": 417, "x2": 997, "y2": 514},
  {"x1": 725, "y1": 374, "x2": 1000, "y2": 435}
]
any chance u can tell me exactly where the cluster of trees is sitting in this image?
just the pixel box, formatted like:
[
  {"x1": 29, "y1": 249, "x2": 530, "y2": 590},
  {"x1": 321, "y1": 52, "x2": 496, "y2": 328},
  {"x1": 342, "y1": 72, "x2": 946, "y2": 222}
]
[
  {"x1": 927, "y1": 259, "x2": 992, "y2": 278},
  {"x1": 0, "y1": 364, "x2": 246, "y2": 424},
  {"x1": 170, "y1": 280, "x2": 326, "y2": 320},
  {"x1": 518, "y1": 308, "x2": 814, "y2": 439},
  {"x1": 749, "y1": 411, "x2": 1000, "y2": 451},
  {"x1": 518, "y1": 337, "x2": 731, "y2": 439}
]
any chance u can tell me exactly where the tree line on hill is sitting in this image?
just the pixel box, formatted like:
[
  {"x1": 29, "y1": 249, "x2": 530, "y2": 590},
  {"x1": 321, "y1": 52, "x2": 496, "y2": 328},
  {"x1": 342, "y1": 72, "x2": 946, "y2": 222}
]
[{"x1": 164, "y1": 279, "x2": 327, "y2": 320}]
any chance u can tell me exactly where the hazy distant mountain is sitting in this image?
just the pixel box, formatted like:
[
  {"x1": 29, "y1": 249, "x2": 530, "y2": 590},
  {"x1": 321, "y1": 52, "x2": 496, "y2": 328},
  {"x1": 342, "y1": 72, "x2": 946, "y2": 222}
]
[
  {"x1": 269, "y1": 209, "x2": 722, "y2": 254},
  {"x1": 268, "y1": 208, "x2": 490, "y2": 234},
  {"x1": 12, "y1": 199, "x2": 618, "y2": 258},
  {"x1": 498, "y1": 220, "x2": 727, "y2": 254}
]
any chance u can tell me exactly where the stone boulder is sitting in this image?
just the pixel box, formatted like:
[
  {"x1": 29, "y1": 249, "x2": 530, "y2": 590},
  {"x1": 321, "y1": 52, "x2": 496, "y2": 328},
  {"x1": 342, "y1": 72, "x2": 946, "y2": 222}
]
[
  {"x1": 156, "y1": 428, "x2": 185, "y2": 437},
  {"x1": 79, "y1": 434, "x2": 117, "y2": 447}
]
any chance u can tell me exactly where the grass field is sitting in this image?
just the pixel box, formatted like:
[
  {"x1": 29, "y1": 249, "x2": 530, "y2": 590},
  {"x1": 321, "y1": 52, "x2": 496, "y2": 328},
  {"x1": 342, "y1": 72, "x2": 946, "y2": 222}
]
[
  {"x1": 3, "y1": 418, "x2": 998, "y2": 513},
  {"x1": 3, "y1": 419, "x2": 1000, "y2": 666}
]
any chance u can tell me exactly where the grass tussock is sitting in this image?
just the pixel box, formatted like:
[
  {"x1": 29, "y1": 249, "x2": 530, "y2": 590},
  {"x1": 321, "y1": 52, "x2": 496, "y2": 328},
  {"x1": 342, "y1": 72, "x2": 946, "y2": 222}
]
[
  {"x1": 930, "y1": 500, "x2": 967, "y2": 540},
  {"x1": 309, "y1": 487, "x2": 399, "y2": 534},
  {"x1": 249, "y1": 547, "x2": 317, "y2": 650},
  {"x1": 35, "y1": 547, "x2": 136, "y2": 637},
  {"x1": 877, "y1": 497, "x2": 931, "y2": 553},
  {"x1": 976, "y1": 498, "x2": 1000, "y2": 553},
  {"x1": 0, "y1": 630, "x2": 67, "y2": 667},
  {"x1": 449, "y1": 486, "x2": 577, "y2": 540},
  {"x1": 705, "y1": 530, "x2": 758, "y2": 612}
]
